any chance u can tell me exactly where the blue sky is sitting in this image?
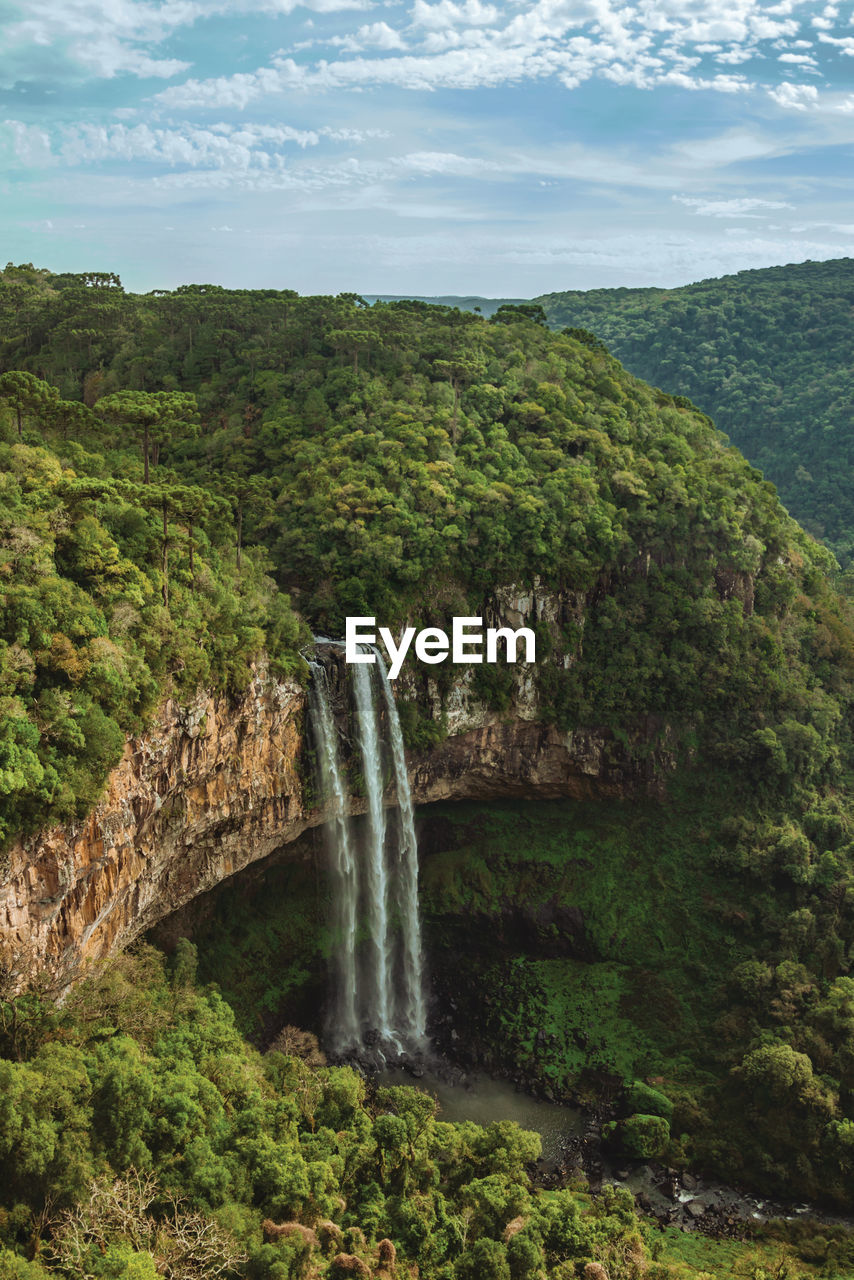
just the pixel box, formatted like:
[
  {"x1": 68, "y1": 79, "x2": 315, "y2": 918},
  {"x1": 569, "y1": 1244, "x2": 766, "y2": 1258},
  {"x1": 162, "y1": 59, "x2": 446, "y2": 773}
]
[{"x1": 1, "y1": 0, "x2": 854, "y2": 295}]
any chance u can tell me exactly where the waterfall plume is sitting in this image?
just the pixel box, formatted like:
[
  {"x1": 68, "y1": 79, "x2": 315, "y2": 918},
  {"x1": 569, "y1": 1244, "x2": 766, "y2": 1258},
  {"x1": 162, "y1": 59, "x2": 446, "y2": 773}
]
[{"x1": 310, "y1": 643, "x2": 427, "y2": 1059}]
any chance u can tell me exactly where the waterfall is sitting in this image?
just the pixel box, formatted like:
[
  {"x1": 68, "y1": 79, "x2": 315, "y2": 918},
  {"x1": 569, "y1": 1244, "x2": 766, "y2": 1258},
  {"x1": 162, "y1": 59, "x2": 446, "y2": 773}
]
[
  {"x1": 352, "y1": 661, "x2": 395, "y2": 1046},
  {"x1": 376, "y1": 656, "x2": 427, "y2": 1044},
  {"x1": 308, "y1": 663, "x2": 360, "y2": 1052},
  {"x1": 310, "y1": 644, "x2": 426, "y2": 1058}
]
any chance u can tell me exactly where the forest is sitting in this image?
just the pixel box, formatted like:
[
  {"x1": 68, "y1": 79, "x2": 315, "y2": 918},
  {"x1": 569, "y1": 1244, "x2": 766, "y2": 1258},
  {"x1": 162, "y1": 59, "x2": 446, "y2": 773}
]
[
  {"x1": 535, "y1": 258, "x2": 854, "y2": 569},
  {"x1": 3, "y1": 263, "x2": 854, "y2": 1278}
]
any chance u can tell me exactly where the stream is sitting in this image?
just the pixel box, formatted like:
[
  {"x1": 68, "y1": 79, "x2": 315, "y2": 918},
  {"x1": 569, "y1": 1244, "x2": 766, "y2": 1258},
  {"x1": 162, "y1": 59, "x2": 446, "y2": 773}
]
[
  {"x1": 372, "y1": 1066, "x2": 854, "y2": 1239},
  {"x1": 375, "y1": 1066, "x2": 585, "y2": 1167}
]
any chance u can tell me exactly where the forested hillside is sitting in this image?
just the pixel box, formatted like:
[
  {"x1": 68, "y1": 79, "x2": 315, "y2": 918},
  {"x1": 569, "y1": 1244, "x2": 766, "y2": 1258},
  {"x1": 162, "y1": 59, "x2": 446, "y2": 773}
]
[
  {"x1": 2, "y1": 265, "x2": 848, "y2": 849},
  {"x1": 4, "y1": 266, "x2": 854, "y2": 1273},
  {"x1": 535, "y1": 259, "x2": 854, "y2": 567}
]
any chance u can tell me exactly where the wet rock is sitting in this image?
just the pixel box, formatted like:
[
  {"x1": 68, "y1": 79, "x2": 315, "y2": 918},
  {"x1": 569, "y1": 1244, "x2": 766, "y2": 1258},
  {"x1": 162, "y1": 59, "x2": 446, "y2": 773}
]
[{"x1": 686, "y1": 1200, "x2": 707, "y2": 1219}]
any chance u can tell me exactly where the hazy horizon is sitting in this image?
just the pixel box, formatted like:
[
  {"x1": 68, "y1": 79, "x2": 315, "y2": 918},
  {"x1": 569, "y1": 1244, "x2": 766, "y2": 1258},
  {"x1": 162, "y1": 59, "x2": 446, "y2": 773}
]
[{"x1": 3, "y1": 0, "x2": 854, "y2": 297}]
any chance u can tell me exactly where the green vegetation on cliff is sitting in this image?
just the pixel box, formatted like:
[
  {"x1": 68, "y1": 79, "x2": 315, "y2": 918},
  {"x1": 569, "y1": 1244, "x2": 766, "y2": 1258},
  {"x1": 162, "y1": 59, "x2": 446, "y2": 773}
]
[
  {"x1": 535, "y1": 258, "x2": 854, "y2": 567},
  {"x1": 6, "y1": 264, "x2": 854, "y2": 1233},
  {"x1": 0, "y1": 432, "x2": 304, "y2": 846}
]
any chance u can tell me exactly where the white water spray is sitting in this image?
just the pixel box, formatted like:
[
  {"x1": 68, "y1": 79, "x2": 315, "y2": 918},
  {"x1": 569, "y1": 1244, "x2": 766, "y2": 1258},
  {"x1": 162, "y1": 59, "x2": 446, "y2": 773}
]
[
  {"x1": 352, "y1": 660, "x2": 395, "y2": 1045},
  {"x1": 309, "y1": 663, "x2": 360, "y2": 1051},
  {"x1": 376, "y1": 655, "x2": 427, "y2": 1043},
  {"x1": 310, "y1": 644, "x2": 427, "y2": 1056}
]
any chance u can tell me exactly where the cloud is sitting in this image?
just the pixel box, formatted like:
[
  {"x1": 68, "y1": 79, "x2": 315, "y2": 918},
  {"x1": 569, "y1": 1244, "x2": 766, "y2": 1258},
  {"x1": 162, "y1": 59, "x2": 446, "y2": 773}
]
[
  {"x1": 147, "y1": 146, "x2": 508, "y2": 191},
  {"x1": 155, "y1": 33, "x2": 759, "y2": 108},
  {"x1": 767, "y1": 81, "x2": 819, "y2": 110},
  {"x1": 1, "y1": 119, "x2": 380, "y2": 171},
  {"x1": 1, "y1": 0, "x2": 197, "y2": 84},
  {"x1": 410, "y1": 0, "x2": 498, "y2": 31},
  {"x1": 714, "y1": 46, "x2": 760, "y2": 64},
  {"x1": 151, "y1": 0, "x2": 854, "y2": 110},
  {"x1": 673, "y1": 194, "x2": 794, "y2": 217},
  {"x1": 789, "y1": 220, "x2": 854, "y2": 234},
  {"x1": 817, "y1": 32, "x2": 854, "y2": 55},
  {"x1": 1, "y1": 121, "x2": 55, "y2": 166},
  {"x1": 333, "y1": 21, "x2": 407, "y2": 50},
  {"x1": 4, "y1": 0, "x2": 851, "y2": 107},
  {"x1": 0, "y1": 0, "x2": 373, "y2": 86}
]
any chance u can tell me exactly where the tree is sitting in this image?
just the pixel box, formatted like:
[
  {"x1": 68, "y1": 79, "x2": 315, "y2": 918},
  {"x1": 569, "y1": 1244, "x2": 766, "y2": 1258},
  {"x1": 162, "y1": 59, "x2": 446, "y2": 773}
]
[
  {"x1": 171, "y1": 484, "x2": 228, "y2": 584},
  {"x1": 432, "y1": 356, "x2": 485, "y2": 443},
  {"x1": 49, "y1": 1171, "x2": 246, "y2": 1280},
  {"x1": 218, "y1": 475, "x2": 273, "y2": 571},
  {"x1": 0, "y1": 371, "x2": 59, "y2": 439},
  {"x1": 95, "y1": 392, "x2": 160, "y2": 483},
  {"x1": 328, "y1": 328, "x2": 377, "y2": 375},
  {"x1": 95, "y1": 391, "x2": 199, "y2": 484}
]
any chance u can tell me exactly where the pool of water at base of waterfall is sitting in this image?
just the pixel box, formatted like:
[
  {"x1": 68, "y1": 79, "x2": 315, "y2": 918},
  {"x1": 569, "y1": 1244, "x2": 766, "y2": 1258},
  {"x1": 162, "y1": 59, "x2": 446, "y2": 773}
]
[{"x1": 373, "y1": 1067, "x2": 585, "y2": 1167}]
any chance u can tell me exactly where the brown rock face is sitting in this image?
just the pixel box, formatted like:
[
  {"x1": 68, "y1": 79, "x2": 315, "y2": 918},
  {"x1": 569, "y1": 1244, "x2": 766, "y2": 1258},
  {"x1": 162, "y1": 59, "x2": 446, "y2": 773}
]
[
  {"x1": 1, "y1": 605, "x2": 665, "y2": 982},
  {"x1": 0, "y1": 672, "x2": 307, "y2": 983},
  {"x1": 412, "y1": 719, "x2": 652, "y2": 803}
]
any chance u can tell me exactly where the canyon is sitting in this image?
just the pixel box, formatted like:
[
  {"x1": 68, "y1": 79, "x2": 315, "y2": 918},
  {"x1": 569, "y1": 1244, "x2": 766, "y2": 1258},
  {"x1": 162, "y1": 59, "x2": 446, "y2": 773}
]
[{"x1": 0, "y1": 590, "x2": 667, "y2": 986}]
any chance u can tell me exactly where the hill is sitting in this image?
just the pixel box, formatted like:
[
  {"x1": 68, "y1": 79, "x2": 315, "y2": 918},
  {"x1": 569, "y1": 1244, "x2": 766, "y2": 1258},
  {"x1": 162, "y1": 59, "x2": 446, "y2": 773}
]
[
  {"x1": 535, "y1": 258, "x2": 854, "y2": 567},
  {"x1": 363, "y1": 293, "x2": 524, "y2": 317},
  {"x1": 4, "y1": 268, "x2": 854, "y2": 1238}
]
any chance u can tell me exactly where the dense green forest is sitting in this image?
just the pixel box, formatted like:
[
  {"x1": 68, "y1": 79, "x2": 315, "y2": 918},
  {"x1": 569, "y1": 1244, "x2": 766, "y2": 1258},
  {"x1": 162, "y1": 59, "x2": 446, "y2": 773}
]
[
  {"x1": 4, "y1": 263, "x2": 854, "y2": 1274},
  {"x1": 0, "y1": 944, "x2": 683, "y2": 1280},
  {"x1": 535, "y1": 259, "x2": 854, "y2": 567},
  {"x1": 5, "y1": 945, "x2": 846, "y2": 1280}
]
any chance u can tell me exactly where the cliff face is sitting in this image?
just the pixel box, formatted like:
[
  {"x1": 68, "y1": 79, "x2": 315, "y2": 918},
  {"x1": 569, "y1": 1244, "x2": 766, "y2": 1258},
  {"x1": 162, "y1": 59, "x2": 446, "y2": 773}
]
[
  {"x1": 0, "y1": 675, "x2": 307, "y2": 983},
  {"x1": 0, "y1": 588, "x2": 665, "y2": 983}
]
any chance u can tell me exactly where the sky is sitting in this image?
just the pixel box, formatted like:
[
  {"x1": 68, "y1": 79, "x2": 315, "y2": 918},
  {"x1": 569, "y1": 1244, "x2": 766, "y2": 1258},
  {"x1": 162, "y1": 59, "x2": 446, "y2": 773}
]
[{"x1": 1, "y1": 0, "x2": 853, "y2": 296}]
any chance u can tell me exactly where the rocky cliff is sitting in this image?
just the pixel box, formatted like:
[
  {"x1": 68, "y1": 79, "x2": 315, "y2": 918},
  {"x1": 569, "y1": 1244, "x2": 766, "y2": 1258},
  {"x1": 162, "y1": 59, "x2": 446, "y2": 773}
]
[
  {"x1": 0, "y1": 589, "x2": 665, "y2": 984},
  {"x1": 0, "y1": 673, "x2": 306, "y2": 985}
]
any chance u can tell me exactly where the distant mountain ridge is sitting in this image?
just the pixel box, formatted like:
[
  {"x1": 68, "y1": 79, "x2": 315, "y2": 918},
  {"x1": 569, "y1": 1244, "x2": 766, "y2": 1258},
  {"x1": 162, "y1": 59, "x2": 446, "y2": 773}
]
[
  {"x1": 363, "y1": 293, "x2": 526, "y2": 317},
  {"x1": 373, "y1": 260, "x2": 854, "y2": 568},
  {"x1": 533, "y1": 258, "x2": 854, "y2": 568}
]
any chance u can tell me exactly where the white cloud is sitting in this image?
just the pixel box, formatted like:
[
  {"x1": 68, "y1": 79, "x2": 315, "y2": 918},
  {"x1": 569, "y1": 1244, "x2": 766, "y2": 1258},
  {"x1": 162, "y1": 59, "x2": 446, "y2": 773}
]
[
  {"x1": 333, "y1": 20, "x2": 407, "y2": 50},
  {"x1": 1, "y1": 120, "x2": 55, "y2": 166},
  {"x1": 657, "y1": 70, "x2": 750, "y2": 92},
  {"x1": 790, "y1": 220, "x2": 854, "y2": 234},
  {"x1": 0, "y1": 0, "x2": 373, "y2": 86},
  {"x1": 715, "y1": 45, "x2": 759, "y2": 64},
  {"x1": 410, "y1": 0, "x2": 498, "y2": 30},
  {"x1": 155, "y1": 32, "x2": 760, "y2": 108},
  {"x1": 1, "y1": 118, "x2": 382, "y2": 171},
  {"x1": 767, "y1": 81, "x2": 819, "y2": 109},
  {"x1": 818, "y1": 32, "x2": 854, "y2": 55},
  {"x1": 673, "y1": 194, "x2": 794, "y2": 217},
  {"x1": 3, "y1": 0, "x2": 850, "y2": 107},
  {"x1": 355, "y1": 21, "x2": 406, "y2": 48}
]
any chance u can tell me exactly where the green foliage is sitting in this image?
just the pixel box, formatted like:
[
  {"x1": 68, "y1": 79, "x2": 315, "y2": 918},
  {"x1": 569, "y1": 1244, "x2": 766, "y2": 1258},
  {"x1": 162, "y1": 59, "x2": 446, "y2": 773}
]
[
  {"x1": 0, "y1": 948, "x2": 687, "y2": 1280},
  {"x1": 604, "y1": 1114, "x2": 671, "y2": 1159},
  {"x1": 538, "y1": 257, "x2": 854, "y2": 566},
  {"x1": 6, "y1": 265, "x2": 854, "y2": 1239},
  {"x1": 625, "y1": 1081, "x2": 673, "y2": 1119},
  {"x1": 418, "y1": 793, "x2": 854, "y2": 1207},
  {"x1": 0, "y1": 432, "x2": 306, "y2": 844}
]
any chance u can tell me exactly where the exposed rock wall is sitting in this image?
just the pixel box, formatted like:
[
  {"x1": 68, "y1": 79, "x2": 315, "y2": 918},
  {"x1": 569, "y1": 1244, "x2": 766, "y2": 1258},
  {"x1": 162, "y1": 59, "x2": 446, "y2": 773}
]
[
  {"x1": 0, "y1": 673, "x2": 306, "y2": 983},
  {"x1": 0, "y1": 587, "x2": 666, "y2": 982}
]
